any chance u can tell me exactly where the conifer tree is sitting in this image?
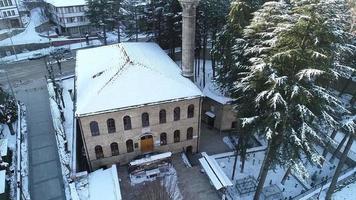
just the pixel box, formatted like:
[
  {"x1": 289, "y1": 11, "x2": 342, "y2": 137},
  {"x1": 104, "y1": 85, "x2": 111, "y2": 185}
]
[
  {"x1": 0, "y1": 87, "x2": 17, "y2": 135},
  {"x1": 225, "y1": 1, "x2": 353, "y2": 199}
]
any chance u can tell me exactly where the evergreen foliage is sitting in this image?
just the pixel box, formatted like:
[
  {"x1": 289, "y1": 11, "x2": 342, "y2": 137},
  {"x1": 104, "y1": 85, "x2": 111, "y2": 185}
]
[
  {"x1": 214, "y1": 0, "x2": 355, "y2": 199},
  {"x1": 0, "y1": 87, "x2": 17, "y2": 135}
]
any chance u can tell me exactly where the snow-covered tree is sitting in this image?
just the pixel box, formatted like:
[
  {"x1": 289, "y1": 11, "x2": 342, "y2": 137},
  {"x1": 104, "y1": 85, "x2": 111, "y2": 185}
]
[
  {"x1": 213, "y1": 0, "x2": 265, "y2": 91},
  {"x1": 223, "y1": 1, "x2": 354, "y2": 199},
  {"x1": 0, "y1": 87, "x2": 17, "y2": 135},
  {"x1": 86, "y1": 0, "x2": 128, "y2": 44}
]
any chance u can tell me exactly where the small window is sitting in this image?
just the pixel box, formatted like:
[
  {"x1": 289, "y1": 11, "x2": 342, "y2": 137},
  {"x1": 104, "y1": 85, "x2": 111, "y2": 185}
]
[
  {"x1": 90, "y1": 121, "x2": 100, "y2": 136},
  {"x1": 107, "y1": 118, "x2": 116, "y2": 133},
  {"x1": 123, "y1": 116, "x2": 132, "y2": 130},
  {"x1": 174, "y1": 107, "x2": 180, "y2": 121},
  {"x1": 174, "y1": 130, "x2": 180, "y2": 143},
  {"x1": 142, "y1": 112, "x2": 149, "y2": 127},
  {"x1": 159, "y1": 109, "x2": 166, "y2": 124},
  {"x1": 110, "y1": 142, "x2": 119, "y2": 156},
  {"x1": 187, "y1": 127, "x2": 193, "y2": 140},
  {"x1": 188, "y1": 104, "x2": 194, "y2": 118},
  {"x1": 231, "y1": 121, "x2": 237, "y2": 129},
  {"x1": 160, "y1": 132, "x2": 167, "y2": 145},
  {"x1": 126, "y1": 139, "x2": 134, "y2": 153},
  {"x1": 95, "y1": 145, "x2": 104, "y2": 159}
]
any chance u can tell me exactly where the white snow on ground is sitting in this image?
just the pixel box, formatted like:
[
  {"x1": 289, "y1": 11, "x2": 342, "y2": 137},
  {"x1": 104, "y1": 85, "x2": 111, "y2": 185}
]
[
  {"x1": 47, "y1": 81, "x2": 71, "y2": 200},
  {"x1": 73, "y1": 165, "x2": 122, "y2": 200},
  {"x1": 0, "y1": 8, "x2": 48, "y2": 46},
  {"x1": 0, "y1": 40, "x2": 102, "y2": 63},
  {"x1": 75, "y1": 43, "x2": 203, "y2": 116},
  {"x1": 19, "y1": 105, "x2": 30, "y2": 200},
  {"x1": 130, "y1": 165, "x2": 183, "y2": 200},
  {"x1": 332, "y1": 181, "x2": 356, "y2": 200},
  {"x1": 214, "y1": 151, "x2": 306, "y2": 200},
  {"x1": 61, "y1": 77, "x2": 74, "y2": 154}
]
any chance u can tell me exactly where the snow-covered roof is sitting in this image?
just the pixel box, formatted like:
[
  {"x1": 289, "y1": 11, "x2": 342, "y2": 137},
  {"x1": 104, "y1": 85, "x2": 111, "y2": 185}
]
[
  {"x1": 75, "y1": 43, "x2": 203, "y2": 116},
  {"x1": 129, "y1": 152, "x2": 172, "y2": 166},
  {"x1": 199, "y1": 152, "x2": 233, "y2": 190},
  {"x1": 89, "y1": 165, "x2": 121, "y2": 200},
  {"x1": 203, "y1": 82, "x2": 233, "y2": 105},
  {"x1": 0, "y1": 170, "x2": 5, "y2": 194},
  {"x1": 44, "y1": 0, "x2": 86, "y2": 7},
  {"x1": 0, "y1": 139, "x2": 7, "y2": 157}
]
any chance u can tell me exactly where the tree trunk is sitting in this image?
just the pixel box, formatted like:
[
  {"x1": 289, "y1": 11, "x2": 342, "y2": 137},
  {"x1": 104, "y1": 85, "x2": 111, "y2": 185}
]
[
  {"x1": 202, "y1": 32, "x2": 207, "y2": 88},
  {"x1": 325, "y1": 135, "x2": 354, "y2": 200},
  {"x1": 7, "y1": 123, "x2": 15, "y2": 135},
  {"x1": 323, "y1": 130, "x2": 338, "y2": 157},
  {"x1": 330, "y1": 133, "x2": 348, "y2": 162},
  {"x1": 211, "y1": 32, "x2": 216, "y2": 78},
  {"x1": 117, "y1": 23, "x2": 121, "y2": 43},
  {"x1": 231, "y1": 147, "x2": 239, "y2": 180},
  {"x1": 103, "y1": 25, "x2": 107, "y2": 45},
  {"x1": 56, "y1": 60, "x2": 62, "y2": 75},
  {"x1": 281, "y1": 166, "x2": 292, "y2": 185},
  {"x1": 254, "y1": 142, "x2": 275, "y2": 200}
]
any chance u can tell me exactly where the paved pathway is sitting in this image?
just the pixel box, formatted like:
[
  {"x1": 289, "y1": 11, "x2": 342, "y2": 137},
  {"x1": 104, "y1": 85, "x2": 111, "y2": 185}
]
[{"x1": 16, "y1": 79, "x2": 65, "y2": 200}]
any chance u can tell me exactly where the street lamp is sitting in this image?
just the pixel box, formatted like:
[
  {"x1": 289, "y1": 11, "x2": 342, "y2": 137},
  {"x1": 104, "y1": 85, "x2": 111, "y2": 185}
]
[{"x1": 0, "y1": 69, "x2": 15, "y2": 99}]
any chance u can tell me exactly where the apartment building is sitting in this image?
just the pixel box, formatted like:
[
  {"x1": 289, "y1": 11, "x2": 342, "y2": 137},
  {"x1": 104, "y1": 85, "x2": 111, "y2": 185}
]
[
  {"x1": 0, "y1": 0, "x2": 21, "y2": 29},
  {"x1": 44, "y1": 0, "x2": 95, "y2": 36}
]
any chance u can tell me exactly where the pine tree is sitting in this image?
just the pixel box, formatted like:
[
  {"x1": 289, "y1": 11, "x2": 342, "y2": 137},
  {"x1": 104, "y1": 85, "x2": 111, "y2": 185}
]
[
  {"x1": 0, "y1": 87, "x2": 17, "y2": 135},
  {"x1": 224, "y1": 1, "x2": 353, "y2": 199},
  {"x1": 213, "y1": 0, "x2": 265, "y2": 91}
]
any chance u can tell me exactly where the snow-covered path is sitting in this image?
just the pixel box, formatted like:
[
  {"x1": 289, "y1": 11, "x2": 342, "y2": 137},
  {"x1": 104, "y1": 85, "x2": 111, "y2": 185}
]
[{"x1": 0, "y1": 8, "x2": 48, "y2": 46}]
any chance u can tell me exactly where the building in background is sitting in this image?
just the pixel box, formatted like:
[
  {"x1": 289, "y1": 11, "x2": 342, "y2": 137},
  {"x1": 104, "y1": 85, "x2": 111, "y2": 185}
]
[
  {"x1": 0, "y1": 0, "x2": 22, "y2": 29},
  {"x1": 44, "y1": 0, "x2": 95, "y2": 36},
  {"x1": 202, "y1": 82, "x2": 237, "y2": 132},
  {"x1": 75, "y1": 43, "x2": 203, "y2": 170}
]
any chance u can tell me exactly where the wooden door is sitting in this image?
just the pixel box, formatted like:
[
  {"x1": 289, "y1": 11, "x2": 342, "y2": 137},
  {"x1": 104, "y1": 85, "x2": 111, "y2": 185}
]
[{"x1": 141, "y1": 135, "x2": 154, "y2": 153}]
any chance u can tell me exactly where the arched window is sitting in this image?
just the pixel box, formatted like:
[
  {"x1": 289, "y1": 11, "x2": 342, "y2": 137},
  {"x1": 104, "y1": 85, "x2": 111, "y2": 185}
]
[
  {"x1": 174, "y1": 130, "x2": 180, "y2": 143},
  {"x1": 126, "y1": 139, "x2": 134, "y2": 153},
  {"x1": 142, "y1": 112, "x2": 150, "y2": 127},
  {"x1": 160, "y1": 132, "x2": 167, "y2": 145},
  {"x1": 188, "y1": 104, "x2": 194, "y2": 118},
  {"x1": 123, "y1": 116, "x2": 132, "y2": 130},
  {"x1": 90, "y1": 121, "x2": 100, "y2": 136},
  {"x1": 95, "y1": 145, "x2": 104, "y2": 159},
  {"x1": 107, "y1": 118, "x2": 116, "y2": 133},
  {"x1": 174, "y1": 107, "x2": 180, "y2": 121},
  {"x1": 110, "y1": 142, "x2": 119, "y2": 156},
  {"x1": 187, "y1": 127, "x2": 193, "y2": 140},
  {"x1": 159, "y1": 109, "x2": 166, "y2": 124}
]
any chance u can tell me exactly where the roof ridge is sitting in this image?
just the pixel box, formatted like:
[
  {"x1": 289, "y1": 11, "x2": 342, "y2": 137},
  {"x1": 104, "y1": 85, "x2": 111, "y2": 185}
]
[{"x1": 97, "y1": 45, "x2": 132, "y2": 94}]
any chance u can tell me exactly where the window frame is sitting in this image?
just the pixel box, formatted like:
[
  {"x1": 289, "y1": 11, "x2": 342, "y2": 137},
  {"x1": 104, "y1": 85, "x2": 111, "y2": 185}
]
[
  {"x1": 110, "y1": 142, "x2": 119, "y2": 156},
  {"x1": 187, "y1": 127, "x2": 193, "y2": 140},
  {"x1": 174, "y1": 107, "x2": 180, "y2": 121},
  {"x1": 107, "y1": 118, "x2": 116, "y2": 133},
  {"x1": 126, "y1": 139, "x2": 134, "y2": 153},
  {"x1": 123, "y1": 116, "x2": 132, "y2": 130},
  {"x1": 159, "y1": 109, "x2": 166, "y2": 124},
  {"x1": 90, "y1": 121, "x2": 100, "y2": 136},
  {"x1": 142, "y1": 112, "x2": 150, "y2": 127},
  {"x1": 188, "y1": 104, "x2": 194, "y2": 118},
  {"x1": 174, "y1": 130, "x2": 180, "y2": 143},
  {"x1": 160, "y1": 132, "x2": 167, "y2": 145},
  {"x1": 95, "y1": 145, "x2": 104, "y2": 159}
]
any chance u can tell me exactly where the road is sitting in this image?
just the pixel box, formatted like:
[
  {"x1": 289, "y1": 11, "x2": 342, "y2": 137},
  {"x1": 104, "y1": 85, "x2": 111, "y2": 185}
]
[{"x1": 0, "y1": 56, "x2": 76, "y2": 200}]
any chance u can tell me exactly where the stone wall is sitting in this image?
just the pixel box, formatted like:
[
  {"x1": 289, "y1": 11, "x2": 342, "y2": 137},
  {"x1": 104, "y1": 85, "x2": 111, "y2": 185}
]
[{"x1": 78, "y1": 97, "x2": 202, "y2": 170}]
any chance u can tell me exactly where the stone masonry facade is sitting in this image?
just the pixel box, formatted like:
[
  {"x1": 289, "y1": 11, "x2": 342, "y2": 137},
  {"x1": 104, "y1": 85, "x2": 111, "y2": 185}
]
[{"x1": 78, "y1": 97, "x2": 202, "y2": 170}]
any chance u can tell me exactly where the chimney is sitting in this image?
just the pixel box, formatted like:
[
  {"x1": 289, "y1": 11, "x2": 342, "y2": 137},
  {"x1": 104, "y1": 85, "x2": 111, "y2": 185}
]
[{"x1": 179, "y1": 0, "x2": 199, "y2": 81}]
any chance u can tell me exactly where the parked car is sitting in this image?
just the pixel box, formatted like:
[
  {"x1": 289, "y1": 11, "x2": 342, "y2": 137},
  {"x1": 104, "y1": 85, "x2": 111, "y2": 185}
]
[
  {"x1": 50, "y1": 47, "x2": 71, "y2": 55},
  {"x1": 28, "y1": 53, "x2": 45, "y2": 60}
]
